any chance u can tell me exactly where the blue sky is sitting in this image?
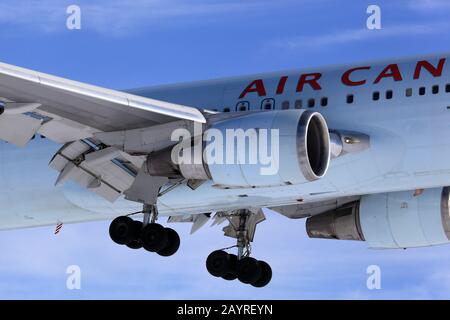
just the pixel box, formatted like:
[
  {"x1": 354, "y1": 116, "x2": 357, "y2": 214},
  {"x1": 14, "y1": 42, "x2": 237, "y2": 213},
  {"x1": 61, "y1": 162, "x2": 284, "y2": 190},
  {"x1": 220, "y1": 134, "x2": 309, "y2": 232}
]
[{"x1": 1, "y1": 0, "x2": 450, "y2": 299}]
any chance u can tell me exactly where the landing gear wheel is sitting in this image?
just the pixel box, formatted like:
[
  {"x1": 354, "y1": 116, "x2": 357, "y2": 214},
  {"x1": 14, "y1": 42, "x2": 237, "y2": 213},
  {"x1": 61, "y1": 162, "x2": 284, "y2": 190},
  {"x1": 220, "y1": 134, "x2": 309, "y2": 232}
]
[
  {"x1": 126, "y1": 221, "x2": 144, "y2": 249},
  {"x1": 251, "y1": 261, "x2": 272, "y2": 288},
  {"x1": 206, "y1": 250, "x2": 231, "y2": 277},
  {"x1": 221, "y1": 254, "x2": 238, "y2": 281},
  {"x1": 222, "y1": 273, "x2": 238, "y2": 281},
  {"x1": 109, "y1": 216, "x2": 137, "y2": 245},
  {"x1": 126, "y1": 240, "x2": 143, "y2": 249},
  {"x1": 237, "y1": 257, "x2": 262, "y2": 284},
  {"x1": 157, "y1": 228, "x2": 180, "y2": 257},
  {"x1": 204, "y1": 209, "x2": 272, "y2": 285},
  {"x1": 141, "y1": 223, "x2": 168, "y2": 252}
]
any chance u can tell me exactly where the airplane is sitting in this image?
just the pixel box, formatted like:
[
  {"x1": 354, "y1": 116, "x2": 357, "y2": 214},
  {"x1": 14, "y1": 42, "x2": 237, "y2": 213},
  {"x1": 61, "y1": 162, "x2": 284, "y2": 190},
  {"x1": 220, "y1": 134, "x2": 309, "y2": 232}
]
[{"x1": 0, "y1": 53, "x2": 449, "y2": 288}]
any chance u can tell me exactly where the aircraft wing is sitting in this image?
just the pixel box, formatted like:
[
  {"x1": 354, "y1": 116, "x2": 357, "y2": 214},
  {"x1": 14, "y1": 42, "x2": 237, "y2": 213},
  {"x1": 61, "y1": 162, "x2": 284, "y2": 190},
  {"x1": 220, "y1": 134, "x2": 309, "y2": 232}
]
[
  {"x1": 0, "y1": 61, "x2": 206, "y2": 202},
  {"x1": 0, "y1": 61, "x2": 205, "y2": 144}
]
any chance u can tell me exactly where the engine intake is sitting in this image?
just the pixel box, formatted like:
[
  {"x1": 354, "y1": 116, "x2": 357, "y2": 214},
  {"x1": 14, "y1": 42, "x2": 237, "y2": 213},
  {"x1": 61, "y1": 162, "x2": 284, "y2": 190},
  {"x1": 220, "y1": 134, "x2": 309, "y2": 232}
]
[{"x1": 178, "y1": 109, "x2": 331, "y2": 188}]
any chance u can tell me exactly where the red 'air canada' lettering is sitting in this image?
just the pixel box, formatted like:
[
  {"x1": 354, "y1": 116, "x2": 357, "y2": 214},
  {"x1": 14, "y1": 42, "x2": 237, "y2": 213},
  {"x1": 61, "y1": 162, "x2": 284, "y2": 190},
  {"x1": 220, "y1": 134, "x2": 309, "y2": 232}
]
[
  {"x1": 276, "y1": 76, "x2": 289, "y2": 95},
  {"x1": 239, "y1": 79, "x2": 267, "y2": 99},
  {"x1": 342, "y1": 66, "x2": 371, "y2": 86},
  {"x1": 414, "y1": 58, "x2": 446, "y2": 79},
  {"x1": 374, "y1": 64, "x2": 403, "y2": 84},
  {"x1": 238, "y1": 58, "x2": 446, "y2": 98},
  {"x1": 296, "y1": 73, "x2": 322, "y2": 92}
]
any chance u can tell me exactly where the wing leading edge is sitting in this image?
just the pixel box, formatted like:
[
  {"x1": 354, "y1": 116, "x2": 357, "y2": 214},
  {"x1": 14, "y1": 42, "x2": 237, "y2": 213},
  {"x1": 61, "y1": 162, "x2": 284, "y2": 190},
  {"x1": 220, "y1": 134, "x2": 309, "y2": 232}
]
[{"x1": 0, "y1": 62, "x2": 205, "y2": 136}]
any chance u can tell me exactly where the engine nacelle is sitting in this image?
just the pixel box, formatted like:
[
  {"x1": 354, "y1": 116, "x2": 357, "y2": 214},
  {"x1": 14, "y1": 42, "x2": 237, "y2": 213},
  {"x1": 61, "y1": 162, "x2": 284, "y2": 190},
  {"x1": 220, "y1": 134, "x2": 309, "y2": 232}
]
[
  {"x1": 150, "y1": 109, "x2": 331, "y2": 188},
  {"x1": 306, "y1": 188, "x2": 450, "y2": 249}
]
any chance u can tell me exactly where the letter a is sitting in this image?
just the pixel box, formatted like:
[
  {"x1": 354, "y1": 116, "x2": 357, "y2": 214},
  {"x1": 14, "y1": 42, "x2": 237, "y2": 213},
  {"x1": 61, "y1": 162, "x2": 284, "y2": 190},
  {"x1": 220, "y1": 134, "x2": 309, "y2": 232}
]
[
  {"x1": 366, "y1": 5, "x2": 381, "y2": 30},
  {"x1": 67, "y1": 5, "x2": 82, "y2": 30}
]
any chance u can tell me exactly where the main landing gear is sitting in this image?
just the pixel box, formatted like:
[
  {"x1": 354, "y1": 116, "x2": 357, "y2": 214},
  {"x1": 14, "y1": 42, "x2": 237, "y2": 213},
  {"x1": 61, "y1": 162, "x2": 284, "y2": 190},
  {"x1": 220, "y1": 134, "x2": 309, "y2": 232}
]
[
  {"x1": 205, "y1": 209, "x2": 272, "y2": 288},
  {"x1": 109, "y1": 206, "x2": 271, "y2": 287},
  {"x1": 109, "y1": 204, "x2": 180, "y2": 257},
  {"x1": 206, "y1": 250, "x2": 272, "y2": 288}
]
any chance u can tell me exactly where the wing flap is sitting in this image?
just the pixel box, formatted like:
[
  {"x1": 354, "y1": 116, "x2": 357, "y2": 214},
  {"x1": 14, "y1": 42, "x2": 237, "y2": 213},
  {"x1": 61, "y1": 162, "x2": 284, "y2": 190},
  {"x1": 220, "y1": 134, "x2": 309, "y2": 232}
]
[
  {"x1": 49, "y1": 140, "x2": 144, "y2": 202},
  {"x1": 0, "y1": 114, "x2": 42, "y2": 147},
  {"x1": 38, "y1": 117, "x2": 95, "y2": 143}
]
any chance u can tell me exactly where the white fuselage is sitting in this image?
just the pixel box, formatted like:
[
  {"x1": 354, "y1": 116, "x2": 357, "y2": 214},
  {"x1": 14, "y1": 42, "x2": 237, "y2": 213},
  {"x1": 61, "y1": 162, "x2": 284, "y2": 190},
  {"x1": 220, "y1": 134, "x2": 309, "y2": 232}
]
[{"x1": 3, "y1": 54, "x2": 450, "y2": 229}]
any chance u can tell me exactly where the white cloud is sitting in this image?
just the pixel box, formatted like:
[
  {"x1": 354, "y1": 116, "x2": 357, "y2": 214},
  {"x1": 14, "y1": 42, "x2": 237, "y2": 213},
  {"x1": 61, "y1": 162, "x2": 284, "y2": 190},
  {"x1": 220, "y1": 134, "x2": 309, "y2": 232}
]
[
  {"x1": 270, "y1": 21, "x2": 450, "y2": 50},
  {"x1": 408, "y1": 0, "x2": 450, "y2": 10},
  {"x1": 0, "y1": 0, "x2": 281, "y2": 36}
]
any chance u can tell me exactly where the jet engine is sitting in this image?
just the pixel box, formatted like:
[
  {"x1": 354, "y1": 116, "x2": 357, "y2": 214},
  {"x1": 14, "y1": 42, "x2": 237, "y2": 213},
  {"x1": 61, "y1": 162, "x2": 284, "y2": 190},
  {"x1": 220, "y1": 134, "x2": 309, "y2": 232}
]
[
  {"x1": 306, "y1": 188, "x2": 450, "y2": 249},
  {"x1": 147, "y1": 109, "x2": 331, "y2": 188}
]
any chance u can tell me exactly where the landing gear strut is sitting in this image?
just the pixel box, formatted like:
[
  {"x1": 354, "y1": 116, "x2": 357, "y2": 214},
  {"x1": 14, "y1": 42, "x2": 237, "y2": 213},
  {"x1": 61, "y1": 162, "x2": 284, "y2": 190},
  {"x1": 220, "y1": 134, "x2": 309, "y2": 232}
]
[
  {"x1": 205, "y1": 209, "x2": 272, "y2": 287},
  {"x1": 109, "y1": 204, "x2": 180, "y2": 257}
]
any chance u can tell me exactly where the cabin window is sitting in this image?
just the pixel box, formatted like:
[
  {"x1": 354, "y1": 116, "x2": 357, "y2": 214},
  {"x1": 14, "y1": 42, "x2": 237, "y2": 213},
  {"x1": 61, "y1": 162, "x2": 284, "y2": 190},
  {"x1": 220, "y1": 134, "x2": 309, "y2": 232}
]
[
  {"x1": 405, "y1": 88, "x2": 413, "y2": 97},
  {"x1": 373, "y1": 91, "x2": 380, "y2": 101},
  {"x1": 386, "y1": 90, "x2": 393, "y2": 100},
  {"x1": 223, "y1": 107, "x2": 230, "y2": 112},
  {"x1": 308, "y1": 99, "x2": 315, "y2": 108},
  {"x1": 295, "y1": 100, "x2": 303, "y2": 109},
  {"x1": 346, "y1": 94, "x2": 354, "y2": 104},
  {"x1": 281, "y1": 101, "x2": 290, "y2": 110},
  {"x1": 446, "y1": 84, "x2": 450, "y2": 93},
  {"x1": 236, "y1": 101, "x2": 250, "y2": 111},
  {"x1": 419, "y1": 87, "x2": 426, "y2": 96},
  {"x1": 432, "y1": 85, "x2": 439, "y2": 94},
  {"x1": 261, "y1": 98, "x2": 275, "y2": 110},
  {"x1": 321, "y1": 97, "x2": 328, "y2": 107}
]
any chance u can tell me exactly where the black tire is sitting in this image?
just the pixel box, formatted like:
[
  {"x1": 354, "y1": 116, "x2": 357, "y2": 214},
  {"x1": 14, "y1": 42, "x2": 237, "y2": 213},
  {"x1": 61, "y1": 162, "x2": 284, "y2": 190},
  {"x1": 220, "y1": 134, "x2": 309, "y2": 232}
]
[
  {"x1": 126, "y1": 221, "x2": 143, "y2": 249},
  {"x1": 206, "y1": 250, "x2": 231, "y2": 277},
  {"x1": 141, "y1": 223, "x2": 168, "y2": 252},
  {"x1": 220, "y1": 253, "x2": 237, "y2": 280},
  {"x1": 132, "y1": 220, "x2": 143, "y2": 232},
  {"x1": 126, "y1": 240, "x2": 143, "y2": 249},
  {"x1": 222, "y1": 273, "x2": 238, "y2": 281},
  {"x1": 251, "y1": 261, "x2": 272, "y2": 288},
  {"x1": 228, "y1": 254, "x2": 238, "y2": 272},
  {"x1": 109, "y1": 216, "x2": 136, "y2": 245},
  {"x1": 237, "y1": 257, "x2": 262, "y2": 284},
  {"x1": 157, "y1": 228, "x2": 180, "y2": 257}
]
